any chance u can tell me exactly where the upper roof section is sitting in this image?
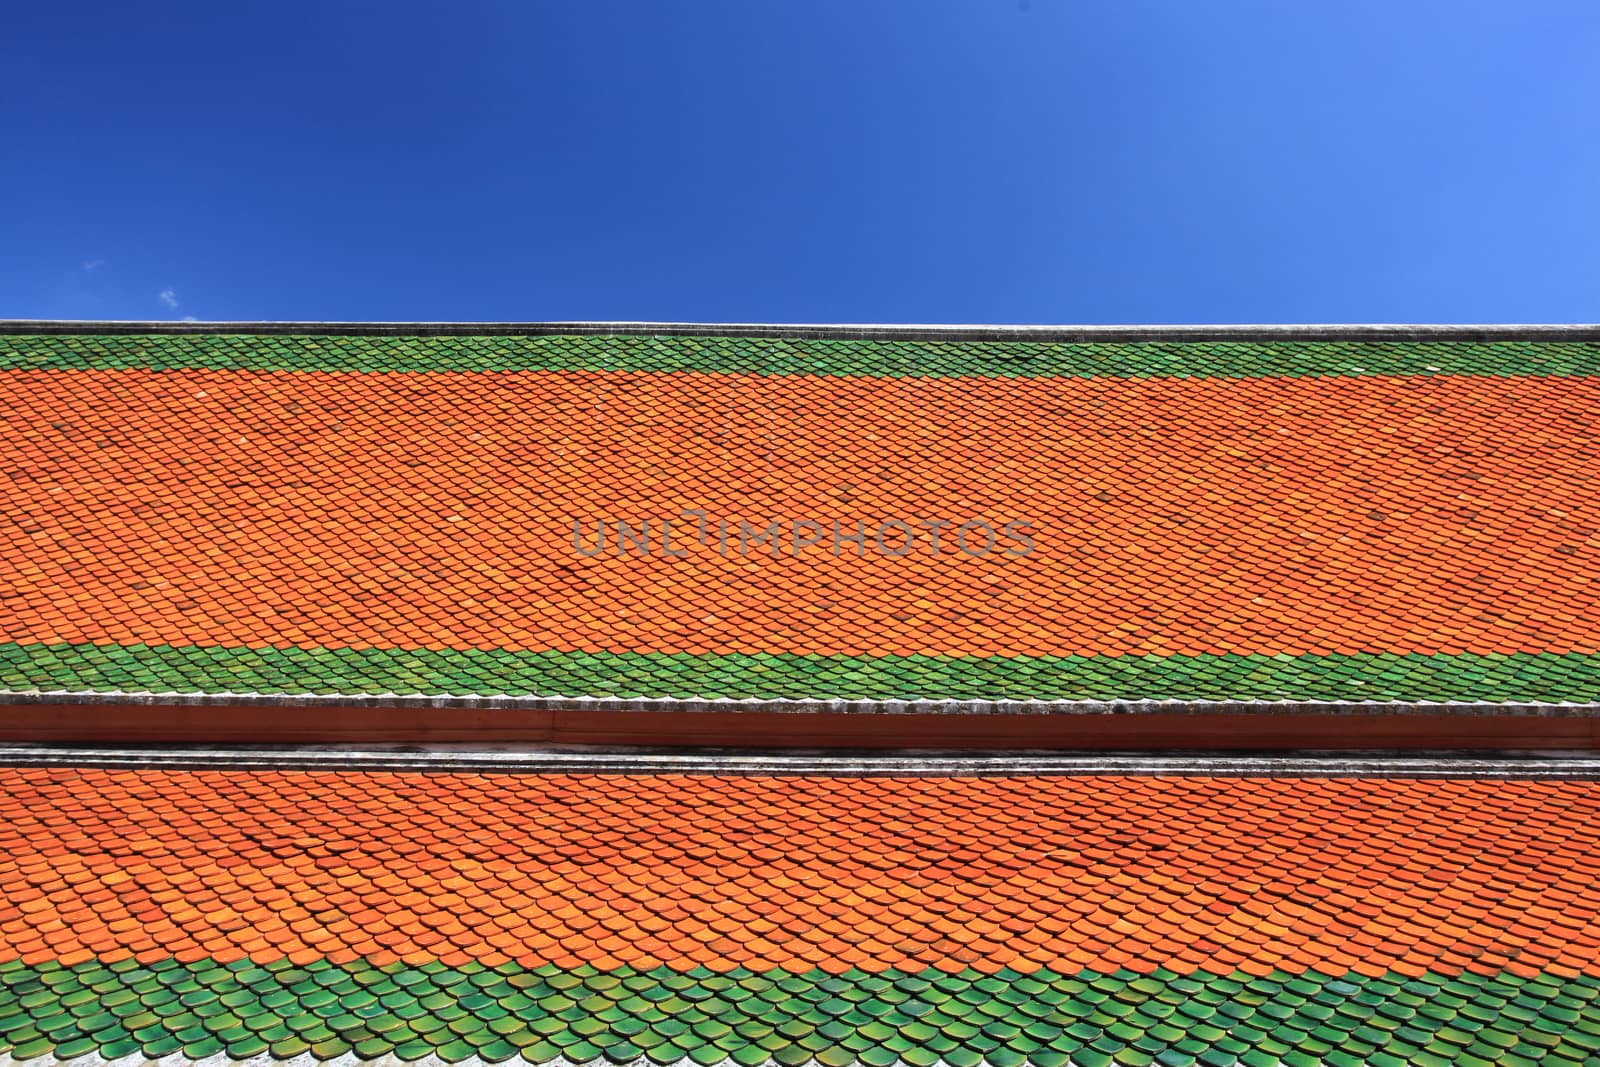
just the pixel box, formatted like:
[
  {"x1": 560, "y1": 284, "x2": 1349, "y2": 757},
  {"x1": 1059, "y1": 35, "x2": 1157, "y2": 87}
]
[{"x1": 2, "y1": 322, "x2": 1598, "y2": 710}]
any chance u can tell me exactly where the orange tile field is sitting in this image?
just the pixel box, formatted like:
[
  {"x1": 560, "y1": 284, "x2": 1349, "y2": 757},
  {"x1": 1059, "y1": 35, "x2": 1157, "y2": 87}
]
[
  {"x1": 2, "y1": 367, "x2": 1597, "y2": 661},
  {"x1": 2, "y1": 767, "x2": 1599, "y2": 979}
]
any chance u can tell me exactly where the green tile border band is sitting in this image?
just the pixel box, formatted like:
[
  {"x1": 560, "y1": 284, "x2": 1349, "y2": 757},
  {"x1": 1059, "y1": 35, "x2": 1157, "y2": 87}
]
[
  {"x1": 3, "y1": 642, "x2": 1599, "y2": 703},
  {"x1": 1, "y1": 957, "x2": 1597, "y2": 1065},
  {"x1": 2, "y1": 334, "x2": 1599, "y2": 379}
]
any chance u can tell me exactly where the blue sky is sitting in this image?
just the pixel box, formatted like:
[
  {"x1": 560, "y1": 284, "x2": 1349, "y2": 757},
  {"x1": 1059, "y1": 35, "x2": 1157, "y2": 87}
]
[{"x1": 3, "y1": 2, "x2": 1597, "y2": 324}]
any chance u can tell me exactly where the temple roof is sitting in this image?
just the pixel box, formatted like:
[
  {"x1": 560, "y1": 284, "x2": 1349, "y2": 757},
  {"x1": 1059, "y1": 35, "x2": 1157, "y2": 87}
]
[
  {"x1": 6, "y1": 323, "x2": 1600, "y2": 1064},
  {"x1": 2, "y1": 323, "x2": 1598, "y2": 709}
]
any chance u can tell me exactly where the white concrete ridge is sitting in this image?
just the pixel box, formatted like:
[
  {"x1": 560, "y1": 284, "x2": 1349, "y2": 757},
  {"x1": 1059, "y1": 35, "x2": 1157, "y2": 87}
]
[
  {"x1": 4, "y1": 690, "x2": 1599, "y2": 717},
  {"x1": 2, "y1": 743, "x2": 1598, "y2": 778},
  {"x1": 2, "y1": 320, "x2": 1599, "y2": 341}
]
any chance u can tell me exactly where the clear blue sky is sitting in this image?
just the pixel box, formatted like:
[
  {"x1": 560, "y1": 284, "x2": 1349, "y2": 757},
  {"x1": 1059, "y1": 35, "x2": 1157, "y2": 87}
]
[{"x1": 3, "y1": 2, "x2": 1597, "y2": 325}]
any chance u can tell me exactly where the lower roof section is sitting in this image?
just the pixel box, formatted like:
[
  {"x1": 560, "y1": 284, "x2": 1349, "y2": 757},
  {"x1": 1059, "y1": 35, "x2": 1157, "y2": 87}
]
[{"x1": 3, "y1": 763, "x2": 1600, "y2": 1064}]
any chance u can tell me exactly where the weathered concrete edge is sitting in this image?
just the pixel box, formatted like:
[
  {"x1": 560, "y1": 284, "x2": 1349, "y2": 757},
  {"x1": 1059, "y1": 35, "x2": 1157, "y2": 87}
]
[
  {"x1": 3, "y1": 743, "x2": 1599, "y2": 778},
  {"x1": 3, "y1": 319, "x2": 1600, "y2": 342},
  {"x1": 4, "y1": 689, "x2": 1599, "y2": 717}
]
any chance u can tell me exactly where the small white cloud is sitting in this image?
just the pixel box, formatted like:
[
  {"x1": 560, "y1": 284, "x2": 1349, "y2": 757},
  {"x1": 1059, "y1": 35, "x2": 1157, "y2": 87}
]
[
  {"x1": 82, "y1": 259, "x2": 105, "y2": 272},
  {"x1": 182, "y1": 316, "x2": 197, "y2": 323},
  {"x1": 158, "y1": 289, "x2": 179, "y2": 309}
]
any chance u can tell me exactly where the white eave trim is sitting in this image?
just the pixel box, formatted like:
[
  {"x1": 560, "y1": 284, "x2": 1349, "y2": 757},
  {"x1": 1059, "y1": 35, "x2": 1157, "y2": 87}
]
[{"x1": 2, "y1": 320, "x2": 1600, "y2": 342}]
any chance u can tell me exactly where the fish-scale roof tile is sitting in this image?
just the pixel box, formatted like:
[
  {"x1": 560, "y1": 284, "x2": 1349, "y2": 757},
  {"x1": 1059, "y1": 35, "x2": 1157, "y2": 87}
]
[
  {"x1": 1, "y1": 768, "x2": 1600, "y2": 1064},
  {"x1": 5, "y1": 326, "x2": 1600, "y2": 1064},
  {"x1": 1, "y1": 329, "x2": 1599, "y2": 703}
]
